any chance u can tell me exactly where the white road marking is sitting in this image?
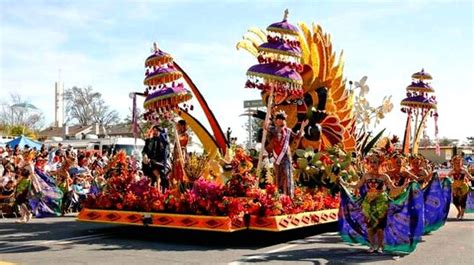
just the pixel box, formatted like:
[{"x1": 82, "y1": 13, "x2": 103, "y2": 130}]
[
  {"x1": 229, "y1": 232, "x2": 341, "y2": 264},
  {"x1": 228, "y1": 243, "x2": 298, "y2": 264},
  {"x1": 0, "y1": 231, "x2": 49, "y2": 239},
  {"x1": 0, "y1": 233, "x2": 109, "y2": 252},
  {"x1": 265, "y1": 244, "x2": 297, "y2": 253}
]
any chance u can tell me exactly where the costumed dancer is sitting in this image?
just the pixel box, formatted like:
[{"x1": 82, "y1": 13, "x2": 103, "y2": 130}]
[
  {"x1": 14, "y1": 167, "x2": 33, "y2": 223},
  {"x1": 448, "y1": 155, "x2": 474, "y2": 220},
  {"x1": 409, "y1": 155, "x2": 431, "y2": 188},
  {"x1": 339, "y1": 152, "x2": 423, "y2": 254},
  {"x1": 264, "y1": 110, "x2": 308, "y2": 198},
  {"x1": 169, "y1": 120, "x2": 189, "y2": 187},
  {"x1": 386, "y1": 153, "x2": 418, "y2": 198},
  {"x1": 29, "y1": 157, "x2": 63, "y2": 217},
  {"x1": 420, "y1": 166, "x2": 452, "y2": 234},
  {"x1": 142, "y1": 125, "x2": 170, "y2": 192},
  {"x1": 353, "y1": 153, "x2": 408, "y2": 252},
  {"x1": 467, "y1": 164, "x2": 474, "y2": 213}
]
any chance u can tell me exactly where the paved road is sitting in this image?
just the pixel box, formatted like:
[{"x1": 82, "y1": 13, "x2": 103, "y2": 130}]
[{"x1": 0, "y1": 206, "x2": 472, "y2": 265}]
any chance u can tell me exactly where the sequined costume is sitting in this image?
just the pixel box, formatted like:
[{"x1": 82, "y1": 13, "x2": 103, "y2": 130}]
[
  {"x1": 452, "y1": 171, "x2": 470, "y2": 209},
  {"x1": 170, "y1": 132, "x2": 189, "y2": 183},
  {"x1": 267, "y1": 126, "x2": 296, "y2": 197},
  {"x1": 339, "y1": 180, "x2": 424, "y2": 253}
]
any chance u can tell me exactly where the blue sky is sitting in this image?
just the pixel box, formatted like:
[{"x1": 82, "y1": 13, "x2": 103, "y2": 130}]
[{"x1": 1, "y1": 0, "x2": 473, "y2": 144}]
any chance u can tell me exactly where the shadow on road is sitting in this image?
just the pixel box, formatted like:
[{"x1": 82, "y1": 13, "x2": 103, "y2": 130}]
[
  {"x1": 446, "y1": 217, "x2": 474, "y2": 222},
  {"x1": 91, "y1": 221, "x2": 339, "y2": 251},
  {"x1": 0, "y1": 218, "x2": 341, "y2": 253},
  {"x1": 236, "y1": 246, "x2": 403, "y2": 264}
]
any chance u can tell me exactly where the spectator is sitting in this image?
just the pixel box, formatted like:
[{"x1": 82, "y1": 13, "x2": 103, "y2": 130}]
[{"x1": 1, "y1": 164, "x2": 16, "y2": 188}]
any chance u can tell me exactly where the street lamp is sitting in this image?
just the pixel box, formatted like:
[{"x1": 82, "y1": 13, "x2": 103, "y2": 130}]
[{"x1": 10, "y1": 102, "x2": 39, "y2": 135}]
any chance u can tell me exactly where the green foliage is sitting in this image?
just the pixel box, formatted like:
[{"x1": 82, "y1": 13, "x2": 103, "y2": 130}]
[
  {"x1": 295, "y1": 145, "x2": 357, "y2": 195},
  {"x1": 362, "y1": 129, "x2": 386, "y2": 156},
  {"x1": 3, "y1": 124, "x2": 36, "y2": 139},
  {"x1": 467, "y1": 137, "x2": 474, "y2": 146},
  {"x1": 356, "y1": 128, "x2": 386, "y2": 158},
  {"x1": 439, "y1": 137, "x2": 456, "y2": 146}
]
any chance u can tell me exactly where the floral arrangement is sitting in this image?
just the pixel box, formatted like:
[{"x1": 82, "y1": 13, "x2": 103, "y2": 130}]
[
  {"x1": 231, "y1": 146, "x2": 254, "y2": 174},
  {"x1": 246, "y1": 185, "x2": 340, "y2": 217},
  {"x1": 295, "y1": 145, "x2": 357, "y2": 194},
  {"x1": 85, "y1": 148, "x2": 342, "y2": 219},
  {"x1": 225, "y1": 173, "x2": 258, "y2": 197},
  {"x1": 184, "y1": 153, "x2": 209, "y2": 182}
]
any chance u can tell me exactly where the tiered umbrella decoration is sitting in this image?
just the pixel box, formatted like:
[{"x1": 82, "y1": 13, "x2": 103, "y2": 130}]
[
  {"x1": 245, "y1": 9, "x2": 304, "y2": 100},
  {"x1": 143, "y1": 43, "x2": 192, "y2": 122},
  {"x1": 244, "y1": 10, "x2": 305, "y2": 176},
  {"x1": 400, "y1": 69, "x2": 438, "y2": 155}
]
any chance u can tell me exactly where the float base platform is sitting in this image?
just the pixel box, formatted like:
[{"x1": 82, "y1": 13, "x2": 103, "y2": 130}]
[
  {"x1": 77, "y1": 208, "x2": 338, "y2": 232},
  {"x1": 77, "y1": 208, "x2": 246, "y2": 232},
  {"x1": 248, "y1": 209, "x2": 339, "y2": 231}
]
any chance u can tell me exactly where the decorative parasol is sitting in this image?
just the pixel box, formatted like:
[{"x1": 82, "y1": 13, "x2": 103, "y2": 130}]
[
  {"x1": 245, "y1": 9, "x2": 304, "y2": 97},
  {"x1": 246, "y1": 63, "x2": 303, "y2": 95},
  {"x1": 143, "y1": 43, "x2": 193, "y2": 121},
  {"x1": 400, "y1": 69, "x2": 438, "y2": 155},
  {"x1": 400, "y1": 95, "x2": 437, "y2": 110},
  {"x1": 143, "y1": 83, "x2": 192, "y2": 114},
  {"x1": 258, "y1": 41, "x2": 302, "y2": 58},
  {"x1": 144, "y1": 67, "x2": 183, "y2": 87},
  {"x1": 145, "y1": 43, "x2": 173, "y2": 67},
  {"x1": 411, "y1": 68, "x2": 432, "y2": 80},
  {"x1": 142, "y1": 43, "x2": 193, "y2": 181},
  {"x1": 243, "y1": 9, "x2": 305, "y2": 177},
  {"x1": 266, "y1": 15, "x2": 300, "y2": 36},
  {"x1": 406, "y1": 81, "x2": 434, "y2": 93}
]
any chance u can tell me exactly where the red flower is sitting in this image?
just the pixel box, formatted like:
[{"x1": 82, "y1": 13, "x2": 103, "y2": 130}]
[{"x1": 320, "y1": 154, "x2": 332, "y2": 165}]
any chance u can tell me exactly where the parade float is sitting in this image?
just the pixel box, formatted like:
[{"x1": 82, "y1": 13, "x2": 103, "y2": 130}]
[{"x1": 78, "y1": 10, "x2": 361, "y2": 232}]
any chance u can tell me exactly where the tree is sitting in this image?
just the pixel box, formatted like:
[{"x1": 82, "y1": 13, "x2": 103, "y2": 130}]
[
  {"x1": 0, "y1": 93, "x2": 45, "y2": 136},
  {"x1": 466, "y1": 137, "x2": 474, "y2": 146},
  {"x1": 439, "y1": 137, "x2": 456, "y2": 146},
  {"x1": 123, "y1": 107, "x2": 184, "y2": 144},
  {"x1": 64, "y1": 86, "x2": 120, "y2": 126},
  {"x1": 420, "y1": 135, "x2": 434, "y2": 147},
  {"x1": 242, "y1": 116, "x2": 262, "y2": 148}
]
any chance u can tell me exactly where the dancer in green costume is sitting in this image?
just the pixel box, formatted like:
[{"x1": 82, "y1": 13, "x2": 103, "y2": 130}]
[{"x1": 342, "y1": 153, "x2": 408, "y2": 253}]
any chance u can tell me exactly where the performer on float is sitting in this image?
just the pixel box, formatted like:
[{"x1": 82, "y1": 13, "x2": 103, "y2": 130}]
[
  {"x1": 448, "y1": 155, "x2": 474, "y2": 220},
  {"x1": 142, "y1": 125, "x2": 170, "y2": 192},
  {"x1": 265, "y1": 111, "x2": 308, "y2": 198},
  {"x1": 340, "y1": 152, "x2": 410, "y2": 253},
  {"x1": 169, "y1": 119, "x2": 189, "y2": 186}
]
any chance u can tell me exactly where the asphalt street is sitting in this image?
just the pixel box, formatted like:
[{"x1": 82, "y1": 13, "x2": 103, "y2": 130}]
[{"x1": 0, "y1": 206, "x2": 473, "y2": 265}]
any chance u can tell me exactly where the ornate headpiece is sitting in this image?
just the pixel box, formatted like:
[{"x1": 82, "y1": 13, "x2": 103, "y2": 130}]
[
  {"x1": 275, "y1": 110, "x2": 287, "y2": 120},
  {"x1": 451, "y1": 155, "x2": 462, "y2": 163},
  {"x1": 366, "y1": 152, "x2": 386, "y2": 164}
]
